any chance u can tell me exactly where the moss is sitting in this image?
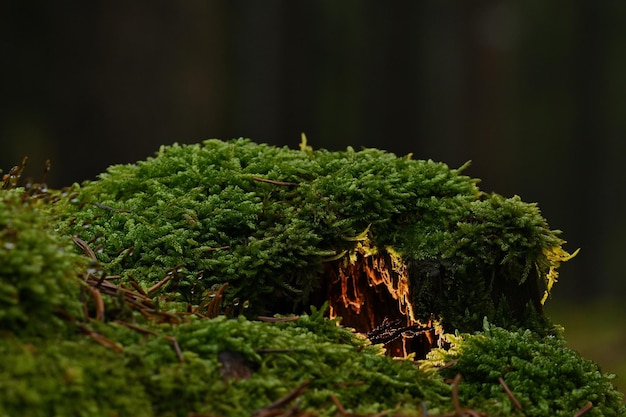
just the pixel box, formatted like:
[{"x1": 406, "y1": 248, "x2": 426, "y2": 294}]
[
  {"x1": 422, "y1": 322, "x2": 626, "y2": 416},
  {"x1": 0, "y1": 188, "x2": 85, "y2": 338},
  {"x1": 0, "y1": 305, "x2": 454, "y2": 417},
  {"x1": 56, "y1": 138, "x2": 573, "y2": 333},
  {"x1": 0, "y1": 335, "x2": 153, "y2": 417},
  {"x1": 2, "y1": 138, "x2": 621, "y2": 416}
]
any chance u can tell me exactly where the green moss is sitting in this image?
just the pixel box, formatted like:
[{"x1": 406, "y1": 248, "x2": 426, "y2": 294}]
[
  {"x1": 0, "y1": 305, "x2": 454, "y2": 417},
  {"x1": 0, "y1": 335, "x2": 153, "y2": 417},
  {"x1": 56, "y1": 138, "x2": 573, "y2": 333},
  {"x1": 422, "y1": 322, "x2": 626, "y2": 416},
  {"x1": 2, "y1": 138, "x2": 619, "y2": 417},
  {"x1": 126, "y1": 308, "x2": 454, "y2": 416},
  {"x1": 0, "y1": 188, "x2": 84, "y2": 338}
]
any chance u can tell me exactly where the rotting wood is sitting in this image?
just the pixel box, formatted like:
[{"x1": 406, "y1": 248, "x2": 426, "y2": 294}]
[{"x1": 324, "y1": 248, "x2": 439, "y2": 358}]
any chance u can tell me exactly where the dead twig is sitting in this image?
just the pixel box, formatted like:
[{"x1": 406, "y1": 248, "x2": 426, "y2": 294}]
[
  {"x1": 85, "y1": 285, "x2": 105, "y2": 321},
  {"x1": 252, "y1": 176, "x2": 300, "y2": 187},
  {"x1": 73, "y1": 236, "x2": 97, "y2": 260},
  {"x1": 94, "y1": 272, "x2": 107, "y2": 289},
  {"x1": 573, "y1": 401, "x2": 593, "y2": 417},
  {"x1": 147, "y1": 273, "x2": 175, "y2": 295},
  {"x1": 201, "y1": 245, "x2": 231, "y2": 253},
  {"x1": 448, "y1": 374, "x2": 486, "y2": 417},
  {"x1": 330, "y1": 393, "x2": 348, "y2": 416},
  {"x1": 164, "y1": 335, "x2": 184, "y2": 362},
  {"x1": 257, "y1": 316, "x2": 300, "y2": 323},
  {"x1": 252, "y1": 380, "x2": 310, "y2": 417},
  {"x1": 257, "y1": 348, "x2": 298, "y2": 354},
  {"x1": 333, "y1": 381, "x2": 365, "y2": 388},
  {"x1": 451, "y1": 374, "x2": 464, "y2": 416},
  {"x1": 205, "y1": 283, "x2": 229, "y2": 318},
  {"x1": 498, "y1": 377, "x2": 522, "y2": 411},
  {"x1": 113, "y1": 320, "x2": 158, "y2": 336},
  {"x1": 79, "y1": 325, "x2": 123, "y2": 352},
  {"x1": 437, "y1": 359, "x2": 460, "y2": 371},
  {"x1": 128, "y1": 279, "x2": 148, "y2": 296},
  {"x1": 104, "y1": 275, "x2": 122, "y2": 280}
]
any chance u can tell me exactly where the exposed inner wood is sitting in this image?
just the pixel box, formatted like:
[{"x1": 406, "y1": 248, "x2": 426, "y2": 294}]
[{"x1": 324, "y1": 249, "x2": 438, "y2": 358}]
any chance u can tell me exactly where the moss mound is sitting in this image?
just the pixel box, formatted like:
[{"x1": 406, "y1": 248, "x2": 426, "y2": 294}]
[
  {"x1": 0, "y1": 138, "x2": 623, "y2": 416},
  {"x1": 58, "y1": 138, "x2": 573, "y2": 333},
  {"x1": 422, "y1": 322, "x2": 626, "y2": 416}
]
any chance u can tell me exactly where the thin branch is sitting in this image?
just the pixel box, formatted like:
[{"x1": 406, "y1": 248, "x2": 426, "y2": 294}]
[
  {"x1": 164, "y1": 336, "x2": 184, "y2": 362},
  {"x1": 73, "y1": 236, "x2": 97, "y2": 260},
  {"x1": 128, "y1": 279, "x2": 147, "y2": 296},
  {"x1": 85, "y1": 286, "x2": 105, "y2": 321},
  {"x1": 256, "y1": 348, "x2": 298, "y2": 354},
  {"x1": 79, "y1": 325, "x2": 123, "y2": 352},
  {"x1": 252, "y1": 380, "x2": 310, "y2": 417},
  {"x1": 205, "y1": 282, "x2": 229, "y2": 318},
  {"x1": 573, "y1": 401, "x2": 593, "y2": 417},
  {"x1": 451, "y1": 374, "x2": 463, "y2": 416},
  {"x1": 498, "y1": 377, "x2": 522, "y2": 410},
  {"x1": 330, "y1": 393, "x2": 348, "y2": 416},
  {"x1": 147, "y1": 273, "x2": 175, "y2": 295},
  {"x1": 257, "y1": 316, "x2": 300, "y2": 323},
  {"x1": 252, "y1": 176, "x2": 300, "y2": 187},
  {"x1": 201, "y1": 245, "x2": 231, "y2": 252}
]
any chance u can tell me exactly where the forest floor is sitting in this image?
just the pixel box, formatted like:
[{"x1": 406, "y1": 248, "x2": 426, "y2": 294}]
[{"x1": 546, "y1": 298, "x2": 626, "y2": 399}]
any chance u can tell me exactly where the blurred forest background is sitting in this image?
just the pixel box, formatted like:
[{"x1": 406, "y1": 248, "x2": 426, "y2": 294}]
[{"x1": 1, "y1": 1, "x2": 625, "y2": 390}]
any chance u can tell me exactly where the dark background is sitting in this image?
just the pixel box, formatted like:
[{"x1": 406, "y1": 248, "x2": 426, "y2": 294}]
[{"x1": 2, "y1": 3, "x2": 626, "y2": 310}]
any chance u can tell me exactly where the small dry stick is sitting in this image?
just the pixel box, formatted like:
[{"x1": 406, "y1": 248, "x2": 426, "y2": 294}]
[
  {"x1": 94, "y1": 272, "x2": 107, "y2": 289},
  {"x1": 206, "y1": 282, "x2": 229, "y2": 318},
  {"x1": 85, "y1": 286, "x2": 105, "y2": 321},
  {"x1": 330, "y1": 393, "x2": 348, "y2": 416},
  {"x1": 252, "y1": 176, "x2": 300, "y2": 187},
  {"x1": 147, "y1": 273, "x2": 175, "y2": 295},
  {"x1": 164, "y1": 336, "x2": 184, "y2": 362},
  {"x1": 451, "y1": 374, "x2": 463, "y2": 416},
  {"x1": 79, "y1": 325, "x2": 123, "y2": 352},
  {"x1": 252, "y1": 380, "x2": 310, "y2": 417},
  {"x1": 437, "y1": 359, "x2": 460, "y2": 371},
  {"x1": 73, "y1": 236, "x2": 97, "y2": 260},
  {"x1": 201, "y1": 245, "x2": 231, "y2": 253},
  {"x1": 256, "y1": 348, "x2": 298, "y2": 354},
  {"x1": 573, "y1": 401, "x2": 593, "y2": 417},
  {"x1": 257, "y1": 316, "x2": 300, "y2": 323},
  {"x1": 128, "y1": 279, "x2": 147, "y2": 296},
  {"x1": 498, "y1": 377, "x2": 522, "y2": 410}
]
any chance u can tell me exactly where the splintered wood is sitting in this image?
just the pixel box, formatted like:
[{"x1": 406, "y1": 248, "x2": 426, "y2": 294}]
[{"x1": 325, "y1": 248, "x2": 438, "y2": 358}]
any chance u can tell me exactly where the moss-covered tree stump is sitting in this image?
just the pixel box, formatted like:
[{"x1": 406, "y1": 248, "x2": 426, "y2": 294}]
[{"x1": 1, "y1": 138, "x2": 623, "y2": 416}]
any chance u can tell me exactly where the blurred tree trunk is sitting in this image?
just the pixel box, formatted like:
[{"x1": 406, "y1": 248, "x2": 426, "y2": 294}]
[{"x1": 3, "y1": 2, "x2": 626, "y2": 300}]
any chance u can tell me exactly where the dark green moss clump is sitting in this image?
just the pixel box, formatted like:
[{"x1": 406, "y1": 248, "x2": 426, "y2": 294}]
[
  {"x1": 422, "y1": 322, "x2": 626, "y2": 416},
  {"x1": 0, "y1": 305, "x2": 456, "y2": 417},
  {"x1": 57, "y1": 138, "x2": 574, "y2": 333},
  {"x1": 0, "y1": 188, "x2": 84, "y2": 338},
  {"x1": 2, "y1": 138, "x2": 621, "y2": 417}
]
